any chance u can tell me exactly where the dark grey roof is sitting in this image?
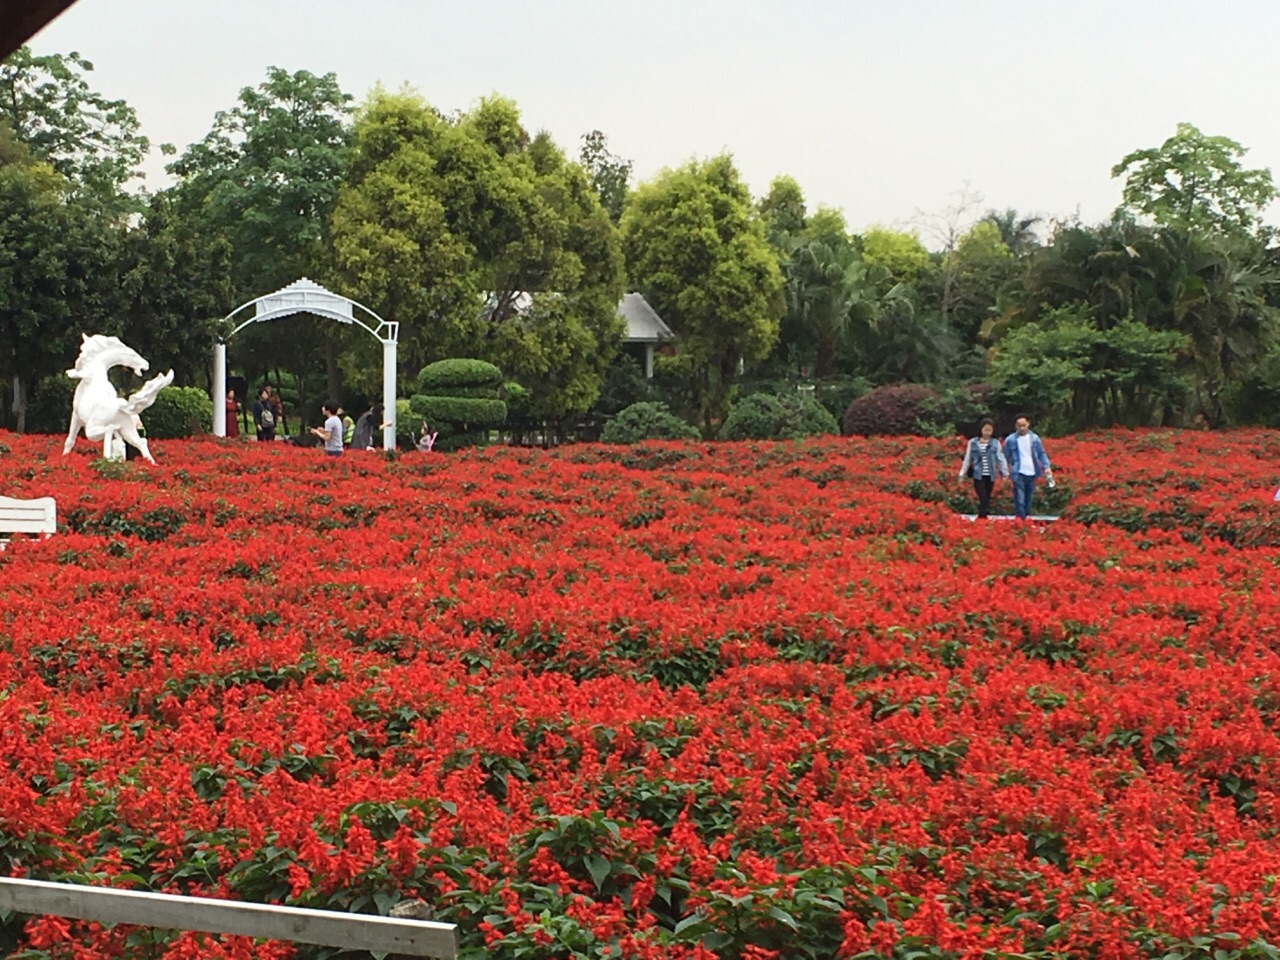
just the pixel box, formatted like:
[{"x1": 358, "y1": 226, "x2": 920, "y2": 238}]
[{"x1": 619, "y1": 293, "x2": 674, "y2": 343}]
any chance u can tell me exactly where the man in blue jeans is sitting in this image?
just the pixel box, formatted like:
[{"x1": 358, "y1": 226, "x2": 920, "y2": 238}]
[{"x1": 1004, "y1": 414, "x2": 1054, "y2": 520}]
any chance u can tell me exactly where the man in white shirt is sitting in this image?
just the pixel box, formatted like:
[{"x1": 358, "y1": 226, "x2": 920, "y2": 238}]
[{"x1": 1003, "y1": 415, "x2": 1053, "y2": 520}]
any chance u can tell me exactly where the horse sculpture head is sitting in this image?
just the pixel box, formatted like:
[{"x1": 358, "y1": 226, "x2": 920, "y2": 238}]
[{"x1": 67, "y1": 334, "x2": 150, "y2": 380}]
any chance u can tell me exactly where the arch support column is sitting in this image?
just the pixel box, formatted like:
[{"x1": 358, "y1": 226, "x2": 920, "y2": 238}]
[
  {"x1": 381, "y1": 337, "x2": 397, "y2": 451},
  {"x1": 213, "y1": 341, "x2": 227, "y2": 437}
]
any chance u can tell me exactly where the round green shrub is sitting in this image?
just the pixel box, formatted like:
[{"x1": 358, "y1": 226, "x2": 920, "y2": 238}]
[
  {"x1": 417, "y1": 359, "x2": 504, "y2": 392},
  {"x1": 721, "y1": 392, "x2": 839, "y2": 441},
  {"x1": 143, "y1": 386, "x2": 214, "y2": 439},
  {"x1": 409, "y1": 395, "x2": 508, "y2": 426},
  {"x1": 600, "y1": 402, "x2": 699, "y2": 444},
  {"x1": 842, "y1": 384, "x2": 938, "y2": 436}
]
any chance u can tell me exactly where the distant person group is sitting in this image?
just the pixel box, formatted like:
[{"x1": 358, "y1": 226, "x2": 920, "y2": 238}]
[
  {"x1": 225, "y1": 386, "x2": 438, "y2": 455},
  {"x1": 958, "y1": 414, "x2": 1055, "y2": 519}
]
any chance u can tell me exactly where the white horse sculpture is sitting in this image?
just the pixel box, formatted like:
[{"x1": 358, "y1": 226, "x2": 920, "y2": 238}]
[{"x1": 62, "y1": 334, "x2": 174, "y2": 464}]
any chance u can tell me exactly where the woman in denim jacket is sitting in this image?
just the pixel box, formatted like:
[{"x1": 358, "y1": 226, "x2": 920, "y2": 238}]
[{"x1": 958, "y1": 417, "x2": 1010, "y2": 519}]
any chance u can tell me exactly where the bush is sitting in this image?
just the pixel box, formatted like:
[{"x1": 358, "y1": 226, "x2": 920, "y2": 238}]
[
  {"x1": 600, "y1": 402, "x2": 699, "y2": 444},
  {"x1": 842, "y1": 384, "x2": 938, "y2": 436},
  {"x1": 409, "y1": 396, "x2": 508, "y2": 426},
  {"x1": 417, "y1": 359, "x2": 504, "y2": 392},
  {"x1": 815, "y1": 376, "x2": 871, "y2": 423},
  {"x1": 143, "y1": 387, "x2": 214, "y2": 439},
  {"x1": 917, "y1": 385, "x2": 994, "y2": 439},
  {"x1": 720, "y1": 393, "x2": 839, "y2": 441},
  {"x1": 24, "y1": 376, "x2": 76, "y2": 434}
]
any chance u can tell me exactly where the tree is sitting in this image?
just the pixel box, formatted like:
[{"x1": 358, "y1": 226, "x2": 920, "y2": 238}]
[
  {"x1": 168, "y1": 67, "x2": 354, "y2": 400},
  {"x1": 983, "y1": 207, "x2": 1042, "y2": 255},
  {"x1": 168, "y1": 67, "x2": 353, "y2": 297},
  {"x1": 859, "y1": 227, "x2": 932, "y2": 287},
  {"x1": 0, "y1": 47, "x2": 151, "y2": 213},
  {"x1": 0, "y1": 161, "x2": 121, "y2": 431},
  {"x1": 989, "y1": 303, "x2": 1186, "y2": 428},
  {"x1": 579, "y1": 129, "x2": 632, "y2": 223},
  {"x1": 1112, "y1": 122, "x2": 1276, "y2": 236},
  {"x1": 115, "y1": 192, "x2": 235, "y2": 387},
  {"x1": 784, "y1": 238, "x2": 882, "y2": 379},
  {"x1": 620, "y1": 155, "x2": 783, "y2": 428},
  {"x1": 332, "y1": 92, "x2": 625, "y2": 420},
  {"x1": 759, "y1": 175, "x2": 807, "y2": 250}
]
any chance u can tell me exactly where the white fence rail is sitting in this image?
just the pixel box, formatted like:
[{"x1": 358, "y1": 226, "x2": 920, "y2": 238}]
[{"x1": 0, "y1": 878, "x2": 458, "y2": 957}]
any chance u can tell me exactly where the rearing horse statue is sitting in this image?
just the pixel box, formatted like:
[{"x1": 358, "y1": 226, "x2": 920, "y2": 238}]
[{"x1": 63, "y1": 334, "x2": 174, "y2": 464}]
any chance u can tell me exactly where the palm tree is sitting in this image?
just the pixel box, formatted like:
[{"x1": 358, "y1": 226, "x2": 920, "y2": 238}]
[
  {"x1": 784, "y1": 239, "x2": 879, "y2": 378},
  {"x1": 983, "y1": 207, "x2": 1042, "y2": 256}
]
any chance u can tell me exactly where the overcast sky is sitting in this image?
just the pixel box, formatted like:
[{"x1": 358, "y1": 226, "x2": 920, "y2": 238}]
[{"x1": 27, "y1": 0, "x2": 1280, "y2": 240}]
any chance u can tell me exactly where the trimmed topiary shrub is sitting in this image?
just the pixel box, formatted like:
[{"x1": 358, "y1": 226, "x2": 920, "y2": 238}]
[
  {"x1": 143, "y1": 386, "x2": 214, "y2": 439},
  {"x1": 720, "y1": 393, "x2": 839, "y2": 441},
  {"x1": 600, "y1": 402, "x2": 699, "y2": 444},
  {"x1": 842, "y1": 384, "x2": 938, "y2": 436},
  {"x1": 409, "y1": 359, "x2": 507, "y2": 451},
  {"x1": 417, "y1": 359, "x2": 504, "y2": 392}
]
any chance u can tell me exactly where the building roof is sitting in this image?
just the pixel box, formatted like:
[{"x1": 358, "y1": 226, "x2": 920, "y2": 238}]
[
  {"x1": 618, "y1": 293, "x2": 674, "y2": 343},
  {"x1": 481, "y1": 291, "x2": 674, "y2": 343}
]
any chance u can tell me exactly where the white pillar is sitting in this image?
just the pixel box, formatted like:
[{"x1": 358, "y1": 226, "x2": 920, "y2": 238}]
[
  {"x1": 381, "y1": 338, "x2": 397, "y2": 451},
  {"x1": 213, "y1": 341, "x2": 227, "y2": 437},
  {"x1": 645, "y1": 343, "x2": 655, "y2": 379}
]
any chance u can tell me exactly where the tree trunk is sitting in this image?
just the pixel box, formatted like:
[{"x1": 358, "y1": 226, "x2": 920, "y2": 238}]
[
  {"x1": 326, "y1": 335, "x2": 342, "y2": 405},
  {"x1": 273, "y1": 367, "x2": 289, "y2": 434},
  {"x1": 13, "y1": 374, "x2": 27, "y2": 435}
]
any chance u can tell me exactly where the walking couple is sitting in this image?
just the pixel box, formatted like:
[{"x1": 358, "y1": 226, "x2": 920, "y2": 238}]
[{"x1": 958, "y1": 415, "x2": 1055, "y2": 520}]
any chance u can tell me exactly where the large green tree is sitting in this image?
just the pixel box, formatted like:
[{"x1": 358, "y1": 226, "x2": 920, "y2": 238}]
[
  {"x1": 331, "y1": 92, "x2": 625, "y2": 420},
  {"x1": 0, "y1": 160, "x2": 121, "y2": 430},
  {"x1": 621, "y1": 155, "x2": 782, "y2": 428},
  {"x1": 168, "y1": 67, "x2": 354, "y2": 401},
  {"x1": 0, "y1": 47, "x2": 151, "y2": 213},
  {"x1": 1112, "y1": 122, "x2": 1276, "y2": 236},
  {"x1": 115, "y1": 192, "x2": 235, "y2": 387}
]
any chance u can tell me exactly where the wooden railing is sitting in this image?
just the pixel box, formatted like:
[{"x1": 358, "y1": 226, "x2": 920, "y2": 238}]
[{"x1": 0, "y1": 878, "x2": 458, "y2": 957}]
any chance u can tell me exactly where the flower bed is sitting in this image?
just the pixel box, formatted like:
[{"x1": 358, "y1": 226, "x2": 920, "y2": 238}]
[{"x1": 2, "y1": 431, "x2": 1280, "y2": 958}]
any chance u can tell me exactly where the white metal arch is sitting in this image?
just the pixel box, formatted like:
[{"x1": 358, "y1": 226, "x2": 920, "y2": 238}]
[{"x1": 213, "y1": 278, "x2": 398, "y2": 450}]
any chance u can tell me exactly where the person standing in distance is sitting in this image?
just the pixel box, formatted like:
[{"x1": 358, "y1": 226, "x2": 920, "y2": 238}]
[
  {"x1": 311, "y1": 402, "x2": 344, "y2": 457},
  {"x1": 1004, "y1": 414, "x2": 1053, "y2": 520},
  {"x1": 958, "y1": 417, "x2": 1009, "y2": 519},
  {"x1": 252, "y1": 386, "x2": 276, "y2": 442}
]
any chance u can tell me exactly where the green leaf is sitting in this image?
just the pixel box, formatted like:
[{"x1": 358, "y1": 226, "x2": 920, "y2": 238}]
[
  {"x1": 584, "y1": 854, "x2": 611, "y2": 891},
  {"x1": 768, "y1": 905, "x2": 799, "y2": 930}
]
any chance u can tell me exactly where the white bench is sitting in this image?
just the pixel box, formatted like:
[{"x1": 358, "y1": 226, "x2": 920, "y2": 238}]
[{"x1": 0, "y1": 495, "x2": 57, "y2": 548}]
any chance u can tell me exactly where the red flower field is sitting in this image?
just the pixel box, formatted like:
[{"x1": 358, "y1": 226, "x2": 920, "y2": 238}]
[{"x1": 3, "y1": 429, "x2": 1280, "y2": 959}]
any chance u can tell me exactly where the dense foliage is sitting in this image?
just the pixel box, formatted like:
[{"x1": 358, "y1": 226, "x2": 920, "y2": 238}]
[
  {"x1": 2, "y1": 44, "x2": 1279, "y2": 439},
  {"x1": 2, "y1": 431, "x2": 1280, "y2": 958}
]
